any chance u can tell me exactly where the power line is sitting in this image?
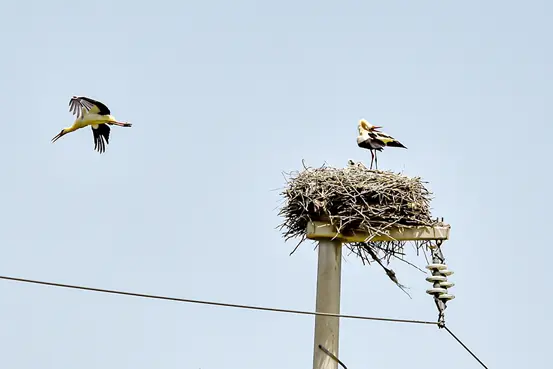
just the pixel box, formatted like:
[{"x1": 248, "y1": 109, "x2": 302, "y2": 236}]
[
  {"x1": 0, "y1": 275, "x2": 436, "y2": 325},
  {"x1": 444, "y1": 326, "x2": 488, "y2": 369},
  {"x1": 0, "y1": 275, "x2": 488, "y2": 368}
]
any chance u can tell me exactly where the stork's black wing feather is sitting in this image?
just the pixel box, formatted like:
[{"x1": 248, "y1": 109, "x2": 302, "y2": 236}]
[
  {"x1": 69, "y1": 96, "x2": 111, "y2": 119},
  {"x1": 91, "y1": 124, "x2": 110, "y2": 154},
  {"x1": 69, "y1": 96, "x2": 94, "y2": 119},
  {"x1": 364, "y1": 133, "x2": 387, "y2": 149},
  {"x1": 78, "y1": 96, "x2": 111, "y2": 115},
  {"x1": 385, "y1": 140, "x2": 407, "y2": 148},
  {"x1": 368, "y1": 131, "x2": 407, "y2": 149}
]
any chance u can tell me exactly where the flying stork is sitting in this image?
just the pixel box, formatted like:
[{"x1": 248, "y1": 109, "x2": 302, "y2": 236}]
[
  {"x1": 356, "y1": 119, "x2": 406, "y2": 170},
  {"x1": 51, "y1": 96, "x2": 132, "y2": 153}
]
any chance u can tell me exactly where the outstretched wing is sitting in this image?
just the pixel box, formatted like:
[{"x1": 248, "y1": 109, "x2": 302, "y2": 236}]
[
  {"x1": 91, "y1": 124, "x2": 110, "y2": 154},
  {"x1": 69, "y1": 96, "x2": 111, "y2": 119}
]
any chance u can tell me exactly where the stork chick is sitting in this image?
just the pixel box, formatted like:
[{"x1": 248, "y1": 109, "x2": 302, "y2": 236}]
[{"x1": 52, "y1": 96, "x2": 132, "y2": 153}]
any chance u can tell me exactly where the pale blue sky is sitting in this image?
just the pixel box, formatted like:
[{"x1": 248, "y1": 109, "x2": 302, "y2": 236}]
[{"x1": 0, "y1": 0, "x2": 551, "y2": 368}]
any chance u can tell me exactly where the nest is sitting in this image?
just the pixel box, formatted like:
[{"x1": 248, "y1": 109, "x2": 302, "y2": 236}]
[{"x1": 278, "y1": 161, "x2": 443, "y2": 294}]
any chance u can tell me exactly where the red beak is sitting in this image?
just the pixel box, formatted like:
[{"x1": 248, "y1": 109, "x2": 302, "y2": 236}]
[{"x1": 51, "y1": 130, "x2": 65, "y2": 143}]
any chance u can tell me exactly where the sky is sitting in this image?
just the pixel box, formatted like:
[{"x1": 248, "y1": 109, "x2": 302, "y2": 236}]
[{"x1": 0, "y1": 0, "x2": 551, "y2": 368}]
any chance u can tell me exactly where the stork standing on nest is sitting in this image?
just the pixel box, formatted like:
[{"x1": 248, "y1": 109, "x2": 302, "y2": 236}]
[
  {"x1": 51, "y1": 96, "x2": 132, "y2": 154},
  {"x1": 356, "y1": 119, "x2": 406, "y2": 169}
]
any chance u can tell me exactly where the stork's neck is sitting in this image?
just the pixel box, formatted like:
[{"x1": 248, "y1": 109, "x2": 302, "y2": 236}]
[{"x1": 65, "y1": 123, "x2": 80, "y2": 133}]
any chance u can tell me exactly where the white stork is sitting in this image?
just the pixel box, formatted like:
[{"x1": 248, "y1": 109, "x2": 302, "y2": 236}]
[
  {"x1": 356, "y1": 119, "x2": 406, "y2": 169},
  {"x1": 51, "y1": 96, "x2": 132, "y2": 153}
]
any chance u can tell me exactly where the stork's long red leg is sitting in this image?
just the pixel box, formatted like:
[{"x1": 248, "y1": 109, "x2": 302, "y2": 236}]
[
  {"x1": 109, "y1": 121, "x2": 132, "y2": 127},
  {"x1": 370, "y1": 150, "x2": 375, "y2": 169},
  {"x1": 374, "y1": 151, "x2": 378, "y2": 170}
]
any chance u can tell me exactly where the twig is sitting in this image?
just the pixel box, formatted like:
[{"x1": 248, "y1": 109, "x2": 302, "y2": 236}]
[{"x1": 318, "y1": 344, "x2": 348, "y2": 369}]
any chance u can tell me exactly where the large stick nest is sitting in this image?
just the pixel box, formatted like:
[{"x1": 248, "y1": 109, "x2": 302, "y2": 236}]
[{"x1": 278, "y1": 161, "x2": 444, "y2": 292}]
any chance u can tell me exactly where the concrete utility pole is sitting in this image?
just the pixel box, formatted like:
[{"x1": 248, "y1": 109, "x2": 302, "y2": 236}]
[
  {"x1": 307, "y1": 221, "x2": 450, "y2": 369},
  {"x1": 312, "y1": 239, "x2": 343, "y2": 369}
]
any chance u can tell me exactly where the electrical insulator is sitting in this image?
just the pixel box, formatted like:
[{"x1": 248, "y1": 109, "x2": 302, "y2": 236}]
[
  {"x1": 426, "y1": 287, "x2": 448, "y2": 295},
  {"x1": 426, "y1": 275, "x2": 447, "y2": 283},
  {"x1": 426, "y1": 263, "x2": 447, "y2": 270}
]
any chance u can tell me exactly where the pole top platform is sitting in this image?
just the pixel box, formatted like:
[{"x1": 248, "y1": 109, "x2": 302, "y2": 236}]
[{"x1": 306, "y1": 221, "x2": 450, "y2": 243}]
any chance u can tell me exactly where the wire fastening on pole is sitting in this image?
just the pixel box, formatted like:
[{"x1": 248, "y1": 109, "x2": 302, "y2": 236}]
[{"x1": 0, "y1": 275, "x2": 436, "y2": 325}]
